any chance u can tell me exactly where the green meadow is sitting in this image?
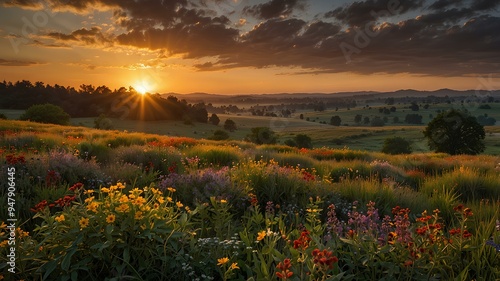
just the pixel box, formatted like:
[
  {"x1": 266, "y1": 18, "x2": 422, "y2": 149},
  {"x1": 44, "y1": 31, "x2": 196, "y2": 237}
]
[{"x1": 0, "y1": 119, "x2": 499, "y2": 280}]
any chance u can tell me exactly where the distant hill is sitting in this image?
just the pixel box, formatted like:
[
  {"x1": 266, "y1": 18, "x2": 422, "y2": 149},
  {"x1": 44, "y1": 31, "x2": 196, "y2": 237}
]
[{"x1": 164, "y1": 89, "x2": 500, "y2": 103}]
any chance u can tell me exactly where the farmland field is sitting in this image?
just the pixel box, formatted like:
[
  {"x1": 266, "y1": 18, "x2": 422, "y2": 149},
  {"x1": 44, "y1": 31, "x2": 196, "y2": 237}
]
[{"x1": 0, "y1": 119, "x2": 499, "y2": 280}]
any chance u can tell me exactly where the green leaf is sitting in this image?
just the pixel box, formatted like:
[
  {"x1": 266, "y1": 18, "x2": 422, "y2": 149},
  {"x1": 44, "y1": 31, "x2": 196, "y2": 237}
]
[
  {"x1": 61, "y1": 247, "x2": 77, "y2": 271},
  {"x1": 123, "y1": 247, "x2": 130, "y2": 263},
  {"x1": 41, "y1": 260, "x2": 58, "y2": 280}
]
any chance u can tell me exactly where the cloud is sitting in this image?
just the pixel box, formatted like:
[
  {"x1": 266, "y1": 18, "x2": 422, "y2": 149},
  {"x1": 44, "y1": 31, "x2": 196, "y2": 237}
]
[
  {"x1": 2, "y1": 0, "x2": 500, "y2": 78},
  {"x1": 325, "y1": 0, "x2": 425, "y2": 27},
  {"x1": 243, "y1": 0, "x2": 305, "y2": 20},
  {"x1": 1, "y1": 0, "x2": 44, "y2": 10},
  {"x1": 0, "y1": 58, "x2": 40, "y2": 66},
  {"x1": 45, "y1": 26, "x2": 113, "y2": 46}
]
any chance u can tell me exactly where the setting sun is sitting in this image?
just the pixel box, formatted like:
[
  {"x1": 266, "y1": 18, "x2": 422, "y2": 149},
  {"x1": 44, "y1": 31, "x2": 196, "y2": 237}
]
[{"x1": 134, "y1": 82, "x2": 152, "y2": 95}]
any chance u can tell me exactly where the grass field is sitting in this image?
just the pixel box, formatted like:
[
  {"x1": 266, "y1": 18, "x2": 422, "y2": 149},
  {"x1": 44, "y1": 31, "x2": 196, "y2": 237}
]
[{"x1": 2, "y1": 102, "x2": 500, "y2": 155}]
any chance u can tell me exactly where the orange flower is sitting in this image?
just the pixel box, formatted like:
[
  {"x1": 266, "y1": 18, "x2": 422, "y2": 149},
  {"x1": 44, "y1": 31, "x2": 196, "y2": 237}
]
[{"x1": 106, "y1": 214, "x2": 116, "y2": 224}]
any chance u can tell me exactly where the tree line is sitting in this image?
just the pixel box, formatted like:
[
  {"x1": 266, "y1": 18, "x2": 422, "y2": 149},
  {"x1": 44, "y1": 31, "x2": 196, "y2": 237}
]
[{"x1": 0, "y1": 80, "x2": 208, "y2": 122}]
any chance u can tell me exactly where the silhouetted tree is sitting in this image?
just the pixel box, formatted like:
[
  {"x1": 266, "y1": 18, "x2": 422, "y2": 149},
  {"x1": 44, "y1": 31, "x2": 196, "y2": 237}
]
[
  {"x1": 382, "y1": 137, "x2": 412, "y2": 155},
  {"x1": 224, "y1": 119, "x2": 237, "y2": 132},
  {"x1": 20, "y1": 103, "x2": 70, "y2": 125},
  {"x1": 423, "y1": 109, "x2": 485, "y2": 155},
  {"x1": 209, "y1": 113, "x2": 220, "y2": 125},
  {"x1": 245, "y1": 127, "x2": 277, "y2": 144},
  {"x1": 330, "y1": 116, "x2": 341, "y2": 126}
]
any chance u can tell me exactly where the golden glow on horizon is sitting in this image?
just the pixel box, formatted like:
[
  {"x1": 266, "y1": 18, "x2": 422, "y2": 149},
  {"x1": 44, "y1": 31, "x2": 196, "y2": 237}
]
[{"x1": 134, "y1": 81, "x2": 153, "y2": 95}]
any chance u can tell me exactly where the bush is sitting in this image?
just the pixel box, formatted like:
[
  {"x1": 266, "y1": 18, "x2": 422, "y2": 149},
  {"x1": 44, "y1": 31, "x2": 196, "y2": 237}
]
[
  {"x1": 381, "y1": 137, "x2": 412, "y2": 155},
  {"x1": 94, "y1": 114, "x2": 114, "y2": 130},
  {"x1": 224, "y1": 119, "x2": 237, "y2": 132},
  {"x1": 245, "y1": 127, "x2": 277, "y2": 144},
  {"x1": 19, "y1": 103, "x2": 70, "y2": 125},
  {"x1": 423, "y1": 109, "x2": 485, "y2": 155},
  {"x1": 209, "y1": 129, "x2": 230, "y2": 140}
]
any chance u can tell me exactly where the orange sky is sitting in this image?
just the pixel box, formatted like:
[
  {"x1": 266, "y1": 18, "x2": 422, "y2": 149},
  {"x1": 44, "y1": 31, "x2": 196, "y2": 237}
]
[{"x1": 1, "y1": 0, "x2": 499, "y2": 94}]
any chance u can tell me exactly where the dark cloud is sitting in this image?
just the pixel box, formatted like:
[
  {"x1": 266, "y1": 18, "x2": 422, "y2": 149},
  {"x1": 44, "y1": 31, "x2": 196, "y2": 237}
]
[
  {"x1": 1, "y1": 0, "x2": 43, "y2": 9},
  {"x1": 244, "y1": 0, "x2": 305, "y2": 20},
  {"x1": 325, "y1": 0, "x2": 425, "y2": 27},
  {"x1": 46, "y1": 27, "x2": 112, "y2": 45},
  {"x1": 0, "y1": 58, "x2": 40, "y2": 66},
  {"x1": 471, "y1": 0, "x2": 500, "y2": 10},
  {"x1": 428, "y1": 0, "x2": 460, "y2": 10},
  {"x1": 2, "y1": 0, "x2": 500, "y2": 77}
]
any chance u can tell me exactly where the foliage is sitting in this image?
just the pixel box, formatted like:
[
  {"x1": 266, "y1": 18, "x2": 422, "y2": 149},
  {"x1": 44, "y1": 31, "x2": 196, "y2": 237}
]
[
  {"x1": 381, "y1": 136, "x2": 412, "y2": 155},
  {"x1": 330, "y1": 116, "x2": 341, "y2": 126},
  {"x1": 1, "y1": 122, "x2": 499, "y2": 280},
  {"x1": 286, "y1": 134, "x2": 313, "y2": 149},
  {"x1": 209, "y1": 129, "x2": 230, "y2": 140},
  {"x1": 19, "y1": 103, "x2": 70, "y2": 125},
  {"x1": 224, "y1": 119, "x2": 237, "y2": 132},
  {"x1": 0, "y1": 113, "x2": 7, "y2": 120},
  {"x1": 209, "y1": 113, "x2": 221, "y2": 125},
  {"x1": 245, "y1": 127, "x2": 277, "y2": 145},
  {"x1": 93, "y1": 114, "x2": 114, "y2": 130},
  {"x1": 423, "y1": 109, "x2": 485, "y2": 155}
]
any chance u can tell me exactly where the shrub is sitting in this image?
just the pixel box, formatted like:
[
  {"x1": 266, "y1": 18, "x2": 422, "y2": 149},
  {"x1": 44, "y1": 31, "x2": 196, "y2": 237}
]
[
  {"x1": 423, "y1": 109, "x2": 485, "y2": 155},
  {"x1": 19, "y1": 103, "x2": 70, "y2": 125},
  {"x1": 245, "y1": 127, "x2": 277, "y2": 145},
  {"x1": 223, "y1": 119, "x2": 237, "y2": 132},
  {"x1": 93, "y1": 114, "x2": 114, "y2": 130},
  {"x1": 381, "y1": 136, "x2": 412, "y2": 155},
  {"x1": 209, "y1": 129, "x2": 229, "y2": 140}
]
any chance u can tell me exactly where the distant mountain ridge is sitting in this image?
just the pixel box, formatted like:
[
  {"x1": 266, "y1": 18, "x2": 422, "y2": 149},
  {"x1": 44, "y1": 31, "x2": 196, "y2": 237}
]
[{"x1": 163, "y1": 89, "x2": 500, "y2": 103}]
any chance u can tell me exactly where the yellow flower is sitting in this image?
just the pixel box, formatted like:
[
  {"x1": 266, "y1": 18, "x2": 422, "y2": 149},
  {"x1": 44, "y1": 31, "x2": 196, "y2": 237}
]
[
  {"x1": 230, "y1": 263, "x2": 239, "y2": 270},
  {"x1": 55, "y1": 214, "x2": 65, "y2": 222},
  {"x1": 79, "y1": 217, "x2": 89, "y2": 229},
  {"x1": 109, "y1": 185, "x2": 118, "y2": 191},
  {"x1": 117, "y1": 182, "x2": 126, "y2": 189},
  {"x1": 106, "y1": 214, "x2": 116, "y2": 224},
  {"x1": 166, "y1": 196, "x2": 173, "y2": 202},
  {"x1": 151, "y1": 187, "x2": 161, "y2": 195},
  {"x1": 157, "y1": 197, "x2": 165, "y2": 204},
  {"x1": 141, "y1": 205, "x2": 151, "y2": 212},
  {"x1": 101, "y1": 187, "x2": 110, "y2": 193},
  {"x1": 176, "y1": 201, "x2": 184, "y2": 208},
  {"x1": 0, "y1": 240, "x2": 9, "y2": 247},
  {"x1": 128, "y1": 194, "x2": 136, "y2": 199},
  {"x1": 84, "y1": 196, "x2": 95, "y2": 203},
  {"x1": 220, "y1": 199, "x2": 227, "y2": 204},
  {"x1": 133, "y1": 196, "x2": 147, "y2": 206},
  {"x1": 154, "y1": 203, "x2": 160, "y2": 209},
  {"x1": 257, "y1": 230, "x2": 266, "y2": 241},
  {"x1": 167, "y1": 187, "x2": 176, "y2": 193},
  {"x1": 87, "y1": 202, "x2": 99, "y2": 213},
  {"x1": 134, "y1": 211, "x2": 144, "y2": 220},
  {"x1": 83, "y1": 189, "x2": 94, "y2": 195},
  {"x1": 185, "y1": 206, "x2": 191, "y2": 213},
  {"x1": 115, "y1": 204, "x2": 130, "y2": 213},
  {"x1": 130, "y1": 188, "x2": 143, "y2": 195},
  {"x1": 119, "y1": 195, "x2": 129, "y2": 203},
  {"x1": 16, "y1": 228, "x2": 29, "y2": 238},
  {"x1": 217, "y1": 257, "x2": 230, "y2": 266}
]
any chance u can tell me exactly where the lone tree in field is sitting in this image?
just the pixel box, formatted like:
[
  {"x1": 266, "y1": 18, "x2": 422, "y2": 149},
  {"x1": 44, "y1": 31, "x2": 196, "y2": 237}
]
[
  {"x1": 20, "y1": 103, "x2": 70, "y2": 125},
  {"x1": 423, "y1": 109, "x2": 485, "y2": 155},
  {"x1": 223, "y1": 119, "x2": 237, "y2": 132},
  {"x1": 209, "y1": 113, "x2": 220, "y2": 125},
  {"x1": 246, "y1": 127, "x2": 277, "y2": 144},
  {"x1": 381, "y1": 137, "x2": 412, "y2": 155}
]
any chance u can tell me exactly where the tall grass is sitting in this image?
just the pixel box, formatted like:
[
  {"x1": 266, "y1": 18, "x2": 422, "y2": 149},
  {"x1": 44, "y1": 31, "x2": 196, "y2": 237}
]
[{"x1": 186, "y1": 144, "x2": 244, "y2": 167}]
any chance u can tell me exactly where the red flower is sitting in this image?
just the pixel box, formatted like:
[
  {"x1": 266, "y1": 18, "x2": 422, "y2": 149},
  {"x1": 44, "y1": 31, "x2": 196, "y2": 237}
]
[
  {"x1": 311, "y1": 248, "x2": 338, "y2": 269},
  {"x1": 69, "y1": 182, "x2": 83, "y2": 191},
  {"x1": 462, "y1": 230, "x2": 472, "y2": 238},
  {"x1": 276, "y1": 258, "x2": 293, "y2": 280},
  {"x1": 293, "y1": 230, "x2": 311, "y2": 250}
]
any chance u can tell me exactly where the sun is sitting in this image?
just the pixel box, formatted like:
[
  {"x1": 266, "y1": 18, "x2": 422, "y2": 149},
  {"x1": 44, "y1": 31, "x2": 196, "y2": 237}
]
[{"x1": 134, "y1": 81, "x2": 152, "y2": 95}]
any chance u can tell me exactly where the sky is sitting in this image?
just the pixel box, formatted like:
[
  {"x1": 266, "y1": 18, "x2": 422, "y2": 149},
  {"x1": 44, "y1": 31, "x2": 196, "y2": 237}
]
[{"x1": 0, "y1": 0, "x2": 499, "y2": 94}]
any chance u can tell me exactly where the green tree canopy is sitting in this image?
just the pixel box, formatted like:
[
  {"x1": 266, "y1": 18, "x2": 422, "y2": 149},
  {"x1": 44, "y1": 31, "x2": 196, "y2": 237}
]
[
  {"x1": 245, "y1": 127, "x2": 277, "y2": 145},
  {"x1": 381, "y1": 137, "x2": 412, "y2": 155},
  {"x1": 423, "y1": 109, "x2": 485, "y2": 155},
  {"x1": 223, "y1": 119, "x2": 237, "y2": 132},
  {"x1": 20, "y1": 103, "x2": 70, "y2": 125}
]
